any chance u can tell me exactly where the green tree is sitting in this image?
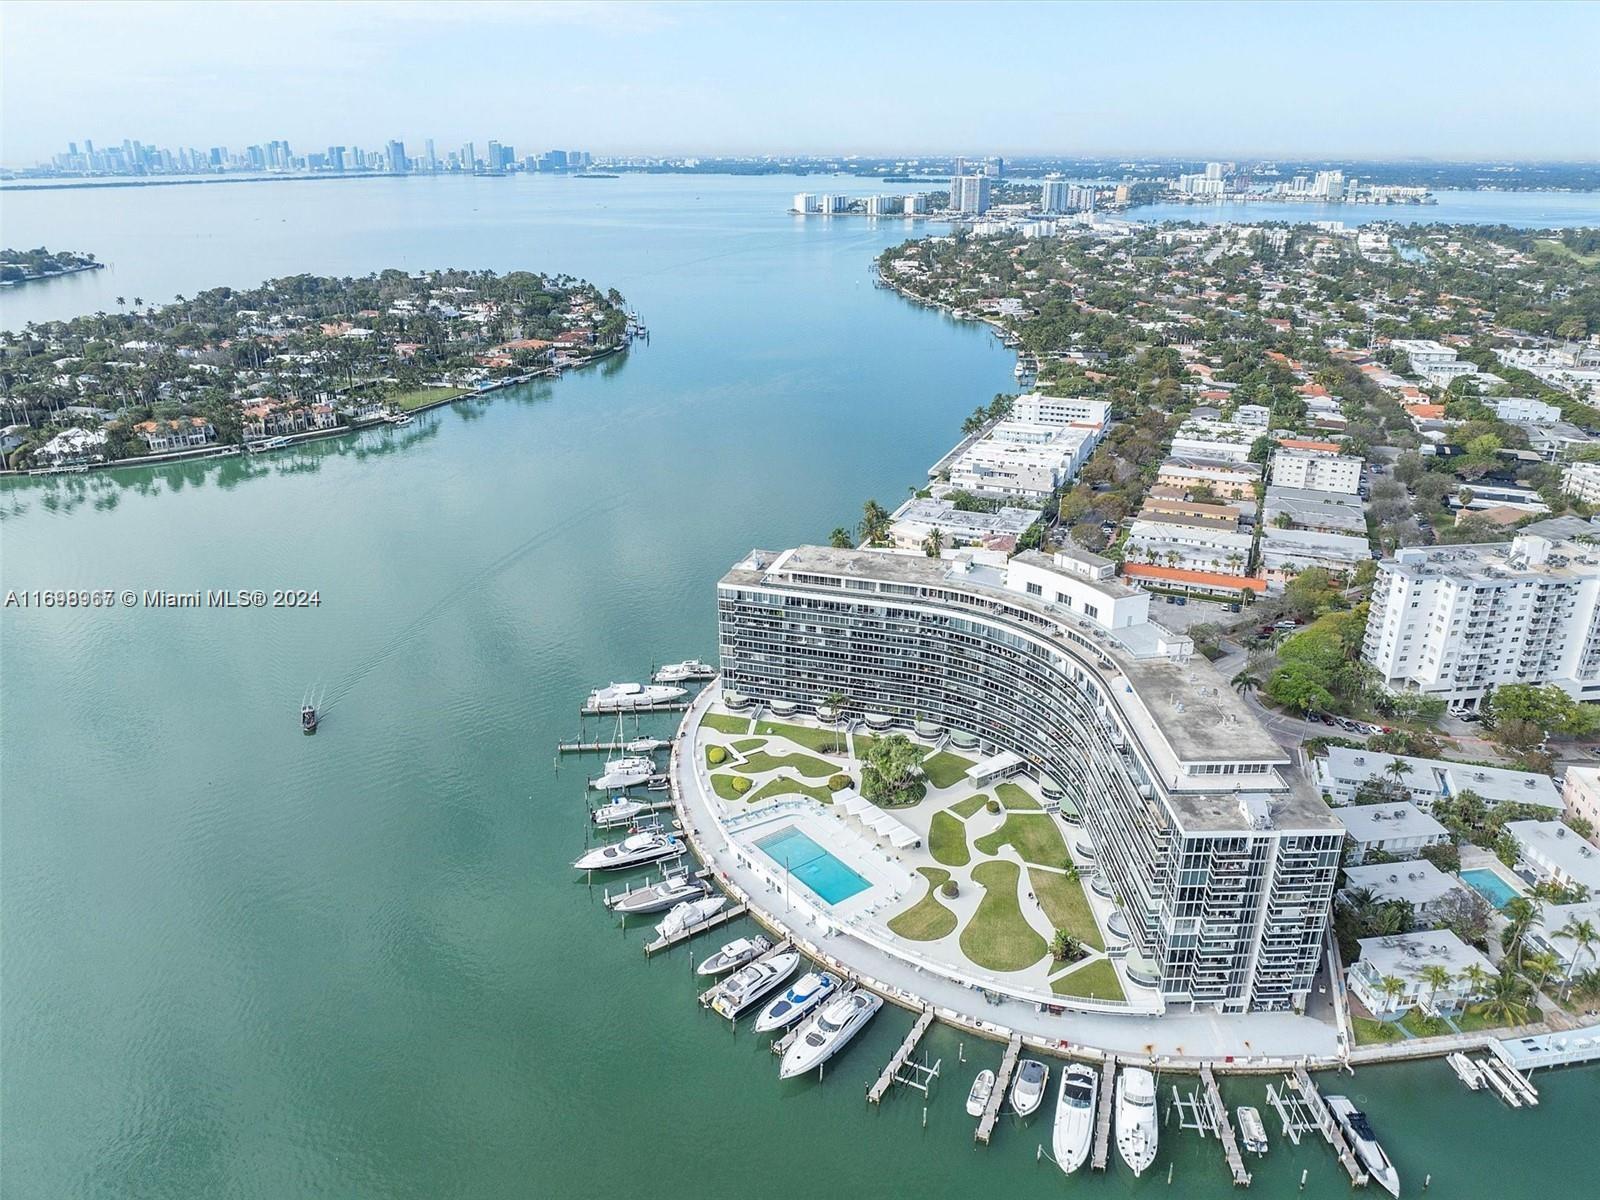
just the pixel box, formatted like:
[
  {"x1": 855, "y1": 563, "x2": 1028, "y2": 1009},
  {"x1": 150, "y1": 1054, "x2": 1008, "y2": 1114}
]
[
  {"x1": 859, "y1": 733, "x2": 926, "y2": 807},
  {"x1": 829, "y1": 527, "x2": 854, "y2": 549},
  {"x1": 858, "y1": 499, "x2": 891, "y2": 547}
]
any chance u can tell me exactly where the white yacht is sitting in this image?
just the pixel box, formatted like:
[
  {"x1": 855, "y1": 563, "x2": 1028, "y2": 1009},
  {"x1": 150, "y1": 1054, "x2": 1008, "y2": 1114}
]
[
  {"x1": 572, "y1": 831, "x2": 682, "y2": 872},
  {"x1": 1326, "y1": 1095, "x2": 1400, "y2": 1198},
  {"x1": 696, "y1": 935, "x2": 771, "y2": 976},
  {"x1": 653, "y1": 660, "x2": 715, "y2": 683},
  {"x1": 589, "y1": 756, "x2": 656, "y2": 790},
  {"x1": 623, "y1": 737, "x2": 671, "y2": 753},
  {"x1": 1114, "y1": 1067, "x2": 1159, "y2": 1177},
  {"x1": 1237, "y1": 1105, "x2": 1269, "y2": 1155},
  {"x1": 710, "y1": 950, "x2": 800, "y2": 1019},
  {"x1": 586, "y1": 682, "x2": 687, "y2": 712},
  {"x1": 654, "y1": 895, "x2": 727, "y2": 940},
  {"x1": 753, "y1": 971, "x2": 839, "y2": 1033},
  {"x1": 778, "y1": 989, "x2": 882, "y2": 1079},
  {"x1": 591, "y1": 797, "x2": 649, "y2": 828},
  {"x1": 607, "y1": 873, "x2": 708, "y2": 915},
  {"x1": 1051, "y1": 1063, "x2": 1097, "y2": 1173},
  {"x1": 1447, "y1": 1051, "x2": 1484, "y2": 1091},
  {"x1": 965, "y1": 1069, "x2": 996, "y2": 1118},
  {"x1": 1011, "y1": 1059, "x2": 1049, "y2": 1117}
]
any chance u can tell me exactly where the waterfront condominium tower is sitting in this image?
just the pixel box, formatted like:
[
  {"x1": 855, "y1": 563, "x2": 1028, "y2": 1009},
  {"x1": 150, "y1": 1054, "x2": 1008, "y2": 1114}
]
[
  {"x1": 949, "y1": 174, "x2": 992, "y2": 215},
  {"x1": 716, "y1": 545, "x2": 1342, "y2": 1013}
]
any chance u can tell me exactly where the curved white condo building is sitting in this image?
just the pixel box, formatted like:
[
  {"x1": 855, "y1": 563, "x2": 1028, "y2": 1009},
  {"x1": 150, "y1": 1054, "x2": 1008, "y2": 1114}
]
[{"x1": 717, "y1": 544, "x2": 1341, "y2": 1014}]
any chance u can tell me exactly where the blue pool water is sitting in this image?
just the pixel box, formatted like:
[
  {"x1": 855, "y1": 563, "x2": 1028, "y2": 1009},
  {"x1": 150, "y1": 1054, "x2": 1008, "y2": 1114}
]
[
  {"x1": 755, "y1": 826, "x2": 872, "y2": 905},
  {"x1": 1461, "y1": 868, "x2": 1519, "y2": 910}
]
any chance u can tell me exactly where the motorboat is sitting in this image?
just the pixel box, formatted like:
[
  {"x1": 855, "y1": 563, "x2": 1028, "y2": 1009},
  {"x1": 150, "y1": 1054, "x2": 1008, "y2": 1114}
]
[
  {"x1": 590, "y1": 756, "x2": 656, "y2": 790},
  {"x1": 653, "y1": 660, "x2": 715, "y2": 683},
  {"x1": 607, "y1": 873, "x2": 709, "y2": 915},
  {"x1": 1447, "y1": 1051, "x2": 1484, "y2": 1091},
  {"x1": 696, "y1": 935, "x2": 771, "y2": 976},
  {"x1": 778, "y1": 989, "x2": 883, "y2": 1079},
  {"x1": 752, "y1": 971, "x2": 839, "y2": 1033},
  {"x1": 1051, "y1": 1063, "x2": 1097, "y2": 1173},
  {"x1": 654, "y1": 895, "x2": 727, "y2": 940},
  {"x1": 1237, "y1": 1105, "x2": 1269, "y2": 1155},
  {"x1": 965, "y1": 1069, "x2": 996, "y2": 1118},
  {"x1": 571, "y1": 831, "x2": 683, "y2": 872},
  {"x1": 710, "y1": 950, "x2": 800, "y2": 1019},
  {"x1": 1326, "y1": 1095, "x2": 1400, "y2": 1198},
  {"x1": 1011, "y1": 1059, "x2": 1049, "y2": 1117},
  {"x1": 623, "y1": 737, "x2": 671, "y2": 753},
  {"x1": 1115, "y1": 1067, "x2": 1159, "y2": 1177},
  {"x1": 586, "y1": 682, "x2": 687, "y2": 711},
  {"x1": 591, "y1": 797, "x2": 649, "y2": 828}
]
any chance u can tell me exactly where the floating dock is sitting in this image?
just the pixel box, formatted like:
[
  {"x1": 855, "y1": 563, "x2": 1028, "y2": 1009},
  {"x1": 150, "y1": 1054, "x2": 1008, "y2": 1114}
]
[
  {"x1": 643, "y1": 902, "x2": 747, "y2": 956},
  {"x1": 1291, "y1": 1067, "x2": 1368, "y2": 1187},
  {"x1": 1494, "y1": 1022, "x2": 1600, "y2": 1072},
  {"x1": 698, "y1": 939, "x2": 794, "y2": 1009},
  {"x1": 974, "y1": 1033, "x2": 1022, "y2": 1145},
  {"x1": 867, "y1": 1007, "x2": 936, "y2": 1104},
  {"x1": 1090, "y1": 1055, "x2": 1118, "y2": 1170}
]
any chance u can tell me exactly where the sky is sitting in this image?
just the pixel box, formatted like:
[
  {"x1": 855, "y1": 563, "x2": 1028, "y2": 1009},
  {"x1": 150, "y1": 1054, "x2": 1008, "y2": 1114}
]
[{"x1": 2, "y1": 0, "x2": 1598, "y2": 165}]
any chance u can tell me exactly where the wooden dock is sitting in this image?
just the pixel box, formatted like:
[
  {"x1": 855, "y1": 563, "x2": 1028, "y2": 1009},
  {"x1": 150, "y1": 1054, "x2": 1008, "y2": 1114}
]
[
  {"x1": 1201, "y1": 1063, "x2": 1252, "y2": 1187},
  {"x1": 867, "y1": 1007, "x2": 936, "y2": 1103},
  {"x1": 560, "y1": 740, "x2": 665, "y2": 754},
  {"x1": 1090, "y1": 1055, "x2": 1117, "y2": 1171},
  {"x1": 643, "y1": 903, "x2": 747, "y2": 956},
  {"x1": 698, "y1": 939, "x2": 793, "y2": 1009},
  {"x1": 974, "y1": 1033, "x2": 1022, "y2": 1145},
  {"x1": 581, "y1": 701, "x2": 689, "y2": 716},
  {"x1": 1292, "y1": 1068, "x2": 1368, "y2": 1187}
]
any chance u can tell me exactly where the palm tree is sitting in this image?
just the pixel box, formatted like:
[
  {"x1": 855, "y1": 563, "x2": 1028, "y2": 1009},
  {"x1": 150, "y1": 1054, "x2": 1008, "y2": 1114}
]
[
  {"x1": 1502, "y1": 896, "x2": 1544, "y2": 966},
  {"x1": 1481, "y1": 969, "x2": 1534, "y2": 1027},
  {"x1": 828, "y1": 526, "x2": 853, "y2": 549},
  {"x1": 1377, "y1": 973, "x2": 1408, "y2": 1015},
  {"x1": 923, "y1": 526, "x2": 944, "y2": 558},
  {"x1": 858, "y1": 498, "x2": 891, "y2": 547},
  {"x1": 1459, "y1": 962, "x2": 1493, "y2": 999},
  {"x1": 1418, "y1": 964, "x2": 1454, "y2": 1013},
  {"x1": 1556, "y1": 916, "x2": 1598, "y2": 992},
  {"x1": 1522, "y1": 950, "x2": 1562, "y2": 997},
  {"x1": 1384, "y1": 757, "x2": 1410, "y2": 789},
  {"x1": 1231, "y1": 670, "x2": 1260, "y2": 696}
]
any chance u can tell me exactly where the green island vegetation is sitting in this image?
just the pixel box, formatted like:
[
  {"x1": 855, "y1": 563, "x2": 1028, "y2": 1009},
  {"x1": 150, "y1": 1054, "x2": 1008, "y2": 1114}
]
[
  {"x1": 0, "y1": 246, "x2": 102, "y2": 284},
  {"x1": 1049, "y1": 957, "x2": 1125, "y2": 1002},
  {"x1": 960, "y1": 860, "x2": 1047, "y2": 972},
  {"x1": 928, "y1": 811, "x2": 971, "y2": 867},
  {"x1": 0, "y1": 268, "x2": 628, "y2": 469},
  {"x1": 973, "y1": 812, "x2": 1070, "y2": 868},
  {"x1": 1029, "y1": 867, "x2": 1104, "y2": 951},
  {"x1": 888, "y1": 867, "x2": 960, "y2": 941}
]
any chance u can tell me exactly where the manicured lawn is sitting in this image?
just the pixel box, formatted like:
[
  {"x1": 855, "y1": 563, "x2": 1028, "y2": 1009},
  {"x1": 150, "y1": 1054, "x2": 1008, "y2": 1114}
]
[
  {"x1": 748, "y1": 776, "x2": 835, "y2": 805},
  {"x1": 921, "y1": 750, "x2": 975, "y2": 789},
  {"x1": 1456, "y1": 1003, "x2": 1540, "y2": 1033},
  {"x1": 753, "y1": 720, "x2": 849, "y2": 754},
  {"x1": 1050, "y1": 957, "x2": 1125, "y2": 1002},
  {"x1": 929, "y1": 811, "x2": 971, "y2": 867},
  {"x1": 973, "y1": 813, "x2": 1069, "y2": 868},
  {"x1": 949, "y1": 792, "x2": 991, "y2": 819},
  {"x1": 732, "y1": 737, "x2": 767, "y2": 753},
  {"x1": 996, "y1": 782, "x2": 1041, "y2": 810},
  {"x1": 1399, "y1": 1007, "x2": 1451, "y2": 1039},
  {"x1": 888, "y1": 867, "x2": 959, "y2": 941},
  {"x1": 1029, "y1": 867, "x2": 1104, "y2": 951},
  {"x1": 710, "y1": 773, "x2": 745, "y2": 802},
  {"x1": 731, "y1": 750, "x2": 837, "y2": 778},
  {"x1": 387, "y1": 386, "x2": 469, "y2": 411},
  {"x1": 702, "y1": 713, "x2": 753, "y2": 735},
  {"x1": 1352, "y1": 1017, "x2": 1403, "y2": 1046},
  {"x1": 960, "y1": 860, "x2": 1047, "y2": 972}
]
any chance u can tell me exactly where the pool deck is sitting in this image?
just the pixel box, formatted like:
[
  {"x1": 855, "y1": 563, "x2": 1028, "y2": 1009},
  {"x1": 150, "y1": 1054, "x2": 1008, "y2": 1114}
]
[{"x1": 671, "y1": 686, "x2": 1349, "y2": 1070}]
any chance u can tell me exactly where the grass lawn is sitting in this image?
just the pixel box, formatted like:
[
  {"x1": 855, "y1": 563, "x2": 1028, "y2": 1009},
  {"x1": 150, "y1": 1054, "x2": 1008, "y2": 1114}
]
[
  {"x1": 732, "y1": 737, "x2": 767, "y2": 753},
  {"x1": 731, "y1": 750, "x2": 837, "y2": 778},
  {"x1": 1536, "y1": 238, "x2": 1600, "y2": 267},
  {"x1": 949, "y1": 792, "x2": 991, "y2": 819},
  {"x1": 921, "y1": 750, "x2": 975, "y2": 789},
  {"x1": 702, "y1": 713, "x2": 753, "y2": 736},
  {"x1": 748, "y1": 776, "x2": 835, "y2": 805},
  {"x1": 710, "y1": 773, "x2": 746, "y2": 802},
  {"x1": 888, "y1": 867, "x2": 959, "y2": 941},
  {"x1": 1456, "y1": 1003, "x2": 1539, "y2": 1033},
  {"x1": 929, "y1": 811, "x2": 971, "y2": 867},
  {"x1": 961, "y1": 860, "x2": 1047, "y2": 972},
  {"x1": 387, "y1": 386, "x2": 469, "y2": 411},
  {"x1": 752, "y1": 720, "x2": 849, "y2": 754},
  {"x1": 1352, "y1": 1017, "x2": 1403, "y2": 1046},
  {"x1": 996, "y1": 782, "x2": 1041, "y2": 810},
  {"x1": 1049, "y1": 957, "x2": 1125, "y2": 1002},
  {"x1": 1399, "y1": 1007, "x2": 1452, "y2": 1039},
  {"x1": 1029, "y1": 867, "x2": 1104, "y2": 951},
  {"x1": 973, "y1": 813, "x2": 1069, "y2": 868}
]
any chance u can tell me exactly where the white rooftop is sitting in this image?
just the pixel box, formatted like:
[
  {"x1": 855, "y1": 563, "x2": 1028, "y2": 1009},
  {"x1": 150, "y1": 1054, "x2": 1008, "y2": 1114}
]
[
  {"x1": 1508, "y1": 820, "x2": 1600, "y2": 890},
  {"x1": 1355, "y1": 929, "x2": 1492, "y2": 981},
  {"x1": 1340, "y1": 860, "x2": 1463, "y2": 908},
  {"x1": 1335, "y1": 802, "x2": 1448, "y2": 843},
  {"x1": 1321, "y1": 747, "x2": 1562, "y2": 810}
]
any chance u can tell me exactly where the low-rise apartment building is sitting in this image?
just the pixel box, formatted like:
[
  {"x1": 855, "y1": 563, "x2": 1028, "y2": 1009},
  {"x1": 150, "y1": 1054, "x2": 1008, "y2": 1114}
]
[
  {"x1": 1339, "y1": 860, "x2": 1465, "y2": 923},
  {"x1": 1258, "y1": 526, "x2": 1371, "y2": 588},
  {"x1": 1507, "y1": 820, "x2": 1600, "y2": 895},
  {"x1": 1561, "y1": 460, "x2": 1600, "y2": 505},
  {"x1": 1560, "y1": 766, "x2": 1600, "y2": 843},
  {"x1": 1335, "y1": 802, "x2": 1449, "y2": 864},
  {"x1": 1170, "y1": 418, "x2": 1259, "y2": 464},
  {"x1": 1263, "y1": 486, "x2": 1368, "y2": 535},
  {"x1": 1314, "y1": 746, "x2": 1562, "y2": 812},
  {"x1": 1348, "y1": 931, "x2": 1493, "y2": 1016},
  {"x1": 1156, "y1": 458, "x2": 1262, "y2": 500},
  {"x1": 1270, "y1": 447, "x2": 1363, "y2": 495},
  {"x1": 886, "y1": 497, "x2": 1037, "y2": 551}
]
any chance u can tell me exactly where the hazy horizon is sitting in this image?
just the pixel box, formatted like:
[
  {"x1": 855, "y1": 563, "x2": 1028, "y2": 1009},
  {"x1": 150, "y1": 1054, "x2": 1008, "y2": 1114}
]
[{"x1": 3, "y1": 0, "x2": 1599, "y2": 166}]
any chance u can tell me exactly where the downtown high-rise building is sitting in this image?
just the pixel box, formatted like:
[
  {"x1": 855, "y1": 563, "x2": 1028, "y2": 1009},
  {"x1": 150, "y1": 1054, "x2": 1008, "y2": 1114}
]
[{"x1": 949, "y1": 173, "x2": 992, "y2": 215}]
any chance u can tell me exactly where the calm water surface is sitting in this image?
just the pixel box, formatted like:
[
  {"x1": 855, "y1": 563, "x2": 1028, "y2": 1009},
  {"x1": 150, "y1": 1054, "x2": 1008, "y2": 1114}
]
[{"x1": 2, "y1": 175, "x2": 1596, "y2": 1198}]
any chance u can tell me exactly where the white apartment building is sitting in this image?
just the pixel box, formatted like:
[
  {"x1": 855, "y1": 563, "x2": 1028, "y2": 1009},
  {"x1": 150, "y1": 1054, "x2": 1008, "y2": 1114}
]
[
  {"x1": 949, "y1": 174, "x2": 992, "y2": 215},
  {"x1": 886, "y1": 497, "x2": 1036, "y2": 551},
  {"x1": 1314, "y1": 746, "x2": 1562, "y2": 812},
  {"x1": 1494, "y1": 396, "x2": 1564, "y2": 426},
  {"x1": 1560, "y1": 766, "x2": 1600, "y2": 843},
  {"x1": 1010, "y1": 393, "x2": 1112, "y2": 428},
  {"x1": 1042, "y1": 179, "x2": 1071, "y2": 214},
  {"x1": 1156, "y1": 458, "x2": 1262, "y2": 500},
  {"x1": 1270, "y1": 447, "x2": 1363, "y2": 495},
  {"x1": 1339, "y1": 860, "x2": 1465, "y2": 923},
  {"x1": 1507, "y1": 820, "x2": 1600, "y2": 894},
  {"x1": 1335, "y1": 803, "x2": 1449, "y2": 864},
  {"x1": 903, "y1": 193, "x2": 927, "y2": 215},
  {"x1": 1362, "y1": 534, "x2": 1600, "y2": 710},
  {"x1": 1348, "y1": 931, "x2": 1493, "y2": 1016},
  {"x1": 1527, "y1": 898, "x2": 1600, "y2": 978},
  {"x1": 1561, "y1": 460, "x2": 1600, "y2": 505},
  {"x1": 1258, "y1": 526, "x2": 1372, "y2": 588},
  {"x1": 944, "y1": 421, "x2": 1099, "y2": 500},
  {"x1": 1170, "y1": 418, "x2": 1259, "y2": 464},
  {"x1": 1391, "y1": 338, "x2": 1462, "y2": 370},
  {"x1": 791, "y1": 192, "x2": 819, "y2": 214},
  {"x1": 1125, "y1": 520, "x2": 1254, "y2": 574}
]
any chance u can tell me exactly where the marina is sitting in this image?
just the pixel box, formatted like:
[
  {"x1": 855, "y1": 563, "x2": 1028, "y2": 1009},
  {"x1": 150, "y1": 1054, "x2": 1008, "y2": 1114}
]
[
  {"x1": 866, "y1": 1005, "x2": 936, "y2": 1103},
  {"x1": 973, "y1": 1033, "x2": 1022, "y2": 1145}
]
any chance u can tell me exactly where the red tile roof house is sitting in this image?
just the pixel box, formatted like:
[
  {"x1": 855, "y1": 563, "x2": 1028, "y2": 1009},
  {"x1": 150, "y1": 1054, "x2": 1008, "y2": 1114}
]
[
  {"x1": 1121, "y1": 562, "x2": 1269, "y2": 599},
  {"x1": 134, "y1": 416, "x2": 215, "y2": 453}
]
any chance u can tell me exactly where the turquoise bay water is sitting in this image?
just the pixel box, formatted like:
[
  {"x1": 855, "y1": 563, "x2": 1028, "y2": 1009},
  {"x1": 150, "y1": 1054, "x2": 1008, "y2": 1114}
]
[
  {"x1": 2, "y1": 175, "x2": 1597, "y2": 1198},
  {"x1": 754, "y1": 825, "x2": 872, "y2": 904}
]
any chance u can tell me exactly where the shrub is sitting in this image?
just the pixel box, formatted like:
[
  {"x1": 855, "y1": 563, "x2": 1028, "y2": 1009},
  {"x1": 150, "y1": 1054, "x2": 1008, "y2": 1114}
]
[
  {"x1": 706, "y1": 745, "x2": 727, "y2": 765},
  {"x1": 731, "y1": 775, "x2": 752, "y2": 795},
  {"x1": 986, "y1": 798, "x2": 1001, "y2": 814},
  {"x1": 828, "y1": 773, "x2": 852, "y2": 792},
  {"x1": 941, "y1": 879, "x2": 960, "y2": 899}
]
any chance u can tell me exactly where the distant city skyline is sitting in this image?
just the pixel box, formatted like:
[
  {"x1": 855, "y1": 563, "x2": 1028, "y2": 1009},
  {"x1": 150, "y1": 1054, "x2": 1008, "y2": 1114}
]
[{"x1": 3, "y1": 1, "x2": 1598, "y2": 165}]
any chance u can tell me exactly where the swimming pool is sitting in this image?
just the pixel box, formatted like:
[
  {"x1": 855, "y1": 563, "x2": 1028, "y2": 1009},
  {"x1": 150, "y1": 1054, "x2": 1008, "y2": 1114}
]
[
  {"x1": 755, "y1": 825, "x2": 872, "y2": 905},
  {"x1": 1461, "y1": 867, "x2": 1519, "y2": 910}
]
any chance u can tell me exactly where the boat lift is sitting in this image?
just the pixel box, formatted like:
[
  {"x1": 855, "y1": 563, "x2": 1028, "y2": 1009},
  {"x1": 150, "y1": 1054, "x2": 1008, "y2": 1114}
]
[
  {"x1": 1167, "y1": 1065, "x2": 1251, "y2": 1187},
  {"x1": 868, "y1": 1007, "x2": 939, "y2": 1104}
]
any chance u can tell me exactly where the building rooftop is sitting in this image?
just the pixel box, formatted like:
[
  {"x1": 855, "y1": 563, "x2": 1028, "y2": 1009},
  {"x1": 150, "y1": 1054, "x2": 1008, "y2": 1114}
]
[
  {"x1": 1340, "y1": 860, "x2": 1464, "y2": 909},
  {"x1": 1507, "y1": 820, "x2": 1600, "y2": 890},
  {"x1": 1387, "y1": 533, "x2": 1600, "y2": 583},
  {"x1": 1259, "y1": 526, "x2": 1373, "y2": 563},
  {"x1": 1160, "y1": 456, "x2": 1263, "y2": 478},
  {"x1": 1263, "y1": 486, "x2": 1369, "y2": 534},
  {"x1": 1335, "y1": 802, "x2": 1448, "y2": 843},
  {"x1": 1321, "y1": 747, "x2": 1561, "y2": 810},
  {"x1": 890, "y1": 497, "x2": 1036, "y2": 537},
  {"x1": 1354, "y1": 930, "x2": 1492, "y2": 981}
]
